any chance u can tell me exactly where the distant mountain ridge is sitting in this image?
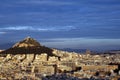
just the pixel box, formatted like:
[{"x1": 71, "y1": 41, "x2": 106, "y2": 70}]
[{"x1": 60, "y1": 48, "x2": 87, "y2": 53}]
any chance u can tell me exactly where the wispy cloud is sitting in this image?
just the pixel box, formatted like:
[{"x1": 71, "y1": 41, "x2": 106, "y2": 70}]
[
  {"x1": 18, "y1": 0, "x2": 75, "y2": 6},
  {"x1": 0, "y1": 32, "x2": 6, "y2": 34},
  {"x1": 0, "y1": 26, "x2": 76, "y2": 32},
  {"x1": 1, "y1": 0, "x2": 75, "y2": 8}
]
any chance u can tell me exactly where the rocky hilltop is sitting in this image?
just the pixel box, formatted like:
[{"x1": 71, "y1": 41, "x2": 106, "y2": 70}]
[
  {"x1": 0, "y1": 50, "x2": 3, "y2": 52},
  {"x1": 0, "y1": 37, "x2": 57, "y2": 58},
  {"x1": 12, "y1": 36, "x2": 41, "y2": 48}
]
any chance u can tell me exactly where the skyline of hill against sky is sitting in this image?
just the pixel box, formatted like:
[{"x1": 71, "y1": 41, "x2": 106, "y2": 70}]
[{"x1": 0, "y1": 0, "x2": 120, "y2": 51}]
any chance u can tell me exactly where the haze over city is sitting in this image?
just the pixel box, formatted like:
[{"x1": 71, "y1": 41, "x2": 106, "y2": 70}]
[{"x1": 0, "y1": 0, "x2": 120, "y2": 51}]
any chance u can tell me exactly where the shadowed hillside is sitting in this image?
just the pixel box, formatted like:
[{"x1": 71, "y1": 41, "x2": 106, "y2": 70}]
[{"x1": 0, "y1": 37, "x2": 58, "y2": 58}]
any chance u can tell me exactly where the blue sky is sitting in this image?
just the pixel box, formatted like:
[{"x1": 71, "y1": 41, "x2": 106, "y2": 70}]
[{"x1": 0, "y1": 0, "x2": 120, "y2": 51}]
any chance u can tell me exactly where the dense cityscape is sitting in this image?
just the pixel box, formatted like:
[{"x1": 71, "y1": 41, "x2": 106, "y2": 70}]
[
  {"x1": 0, "y1": 37, "x2": 120, "y2": 80},
  {"x1": 0, "y1": 0, "x2": 120, "y2": 80}
]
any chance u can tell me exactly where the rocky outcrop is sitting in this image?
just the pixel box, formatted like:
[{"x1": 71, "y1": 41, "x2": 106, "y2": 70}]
[
  {"x1": 12, "y1": 37, "x2": 41, "y2": 48},
  {"x1": 0, "y1": 50, "x2": 3, "y2": 52},
  {"x1": 0, "y1": 37, "x2": 58, "y2": 58}
]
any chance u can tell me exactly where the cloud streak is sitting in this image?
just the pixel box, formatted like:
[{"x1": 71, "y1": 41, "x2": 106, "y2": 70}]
[
  {"x1": 22, "y1": 0, "x2": 75, "y2": 6},
  {"x1": 42, "y1": 38, "x2": 120, "y2": 50},
  {"x1": 0, "y1": 26, "x2": 76, "y2": 32},
  {"x1": 0, "y1": 0, "x2": 75, "y2": 8},
  {"x1": 0, "y1": 32, "x2": 6, "y2": 34}
]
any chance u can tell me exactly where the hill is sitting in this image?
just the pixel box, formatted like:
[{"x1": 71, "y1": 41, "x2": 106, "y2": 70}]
[{"x1": 0, "y1": 37, "x2": 58, "y2": 58}]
